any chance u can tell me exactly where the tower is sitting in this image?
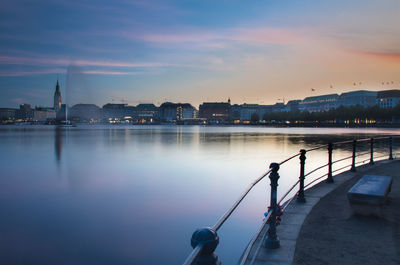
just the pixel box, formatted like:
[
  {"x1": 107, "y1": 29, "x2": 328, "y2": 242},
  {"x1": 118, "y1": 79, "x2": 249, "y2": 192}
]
[{"x1": 54, "y1": 80, "x2": 62, "y2": 112}]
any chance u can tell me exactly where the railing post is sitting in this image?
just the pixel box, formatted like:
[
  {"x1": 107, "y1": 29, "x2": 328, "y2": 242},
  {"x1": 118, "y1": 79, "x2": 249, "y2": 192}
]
[
  {"x1": 351, "y1": 140, "x2": 357, "y2": 172},
  {"x1": 265, "y1": 162, "x2": 280, "y2": 249},
  {"x1": 297, "y1": 149, "x2": 306, "y2": 203},
  {"x1": 327, "y1": 143, "x2": 334, "y2": 183},
  {"x1": 370, "y1": 138, "x2": 374, "y2": 165},
  {"x1": 190, "y1": 228, "x2": 221, "y2": 265},
  {"x1": 389, "y1": 137, "x2": 393, "y2": 160}
]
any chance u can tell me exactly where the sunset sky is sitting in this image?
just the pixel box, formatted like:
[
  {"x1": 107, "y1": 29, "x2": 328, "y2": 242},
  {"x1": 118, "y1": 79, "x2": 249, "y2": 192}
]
[{"x1": 0, "y1": 0, "x2": 399, "y2": 108}]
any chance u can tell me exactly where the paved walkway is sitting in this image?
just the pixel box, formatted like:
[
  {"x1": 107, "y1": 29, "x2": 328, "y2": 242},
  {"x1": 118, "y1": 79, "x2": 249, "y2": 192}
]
[
  {"x1": 242, "y1": 159, "x2": 400, "y2": 265},
  {"x1": 293, "y1": 160, "x2": 400, "y2": 265}
]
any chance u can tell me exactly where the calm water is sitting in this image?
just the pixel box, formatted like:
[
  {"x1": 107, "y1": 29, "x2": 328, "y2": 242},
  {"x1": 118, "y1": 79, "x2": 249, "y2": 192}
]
[{"x1": 0, "y1": 125, "x2": 398, "y2": 265}]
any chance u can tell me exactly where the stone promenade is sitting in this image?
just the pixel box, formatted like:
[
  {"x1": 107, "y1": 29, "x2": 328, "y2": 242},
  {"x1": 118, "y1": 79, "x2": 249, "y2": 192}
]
[{"x1": 242, "y1": 159, "x2": 400, "y2": 265}]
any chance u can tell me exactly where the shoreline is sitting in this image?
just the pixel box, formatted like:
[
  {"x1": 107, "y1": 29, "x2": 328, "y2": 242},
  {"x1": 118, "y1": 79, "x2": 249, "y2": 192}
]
[{"x1": 2, "y1": 122, "x2": 400, "y2": 128}]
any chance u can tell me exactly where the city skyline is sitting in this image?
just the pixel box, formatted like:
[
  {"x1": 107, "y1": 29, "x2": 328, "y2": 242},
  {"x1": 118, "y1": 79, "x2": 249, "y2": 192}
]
[
  {"x1": 2, "y1": 79, "x2": 400, "y2": 109},
  {"x1": 1, "y1": 0, "x2": 400, "y2": 108}
]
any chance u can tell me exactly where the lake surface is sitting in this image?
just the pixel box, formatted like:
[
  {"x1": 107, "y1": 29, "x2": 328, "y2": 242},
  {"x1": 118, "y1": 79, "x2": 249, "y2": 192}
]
[{"x1": 0, "y1": 125, "x2": 399, "y2": 265}]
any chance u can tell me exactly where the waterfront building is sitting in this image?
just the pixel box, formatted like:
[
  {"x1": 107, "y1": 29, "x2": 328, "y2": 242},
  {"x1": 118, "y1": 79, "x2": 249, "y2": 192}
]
[
  {"x1": 70, "y1": 104, "x2": 102, "y2": 122},
  {"x1": 258, "y1": 103, "x2": 285, "y2": 119},
  {"x1": 239, "y1": 104, "x2": 259, "y2": 121},
  {"x1": 56, "y1": 104, "x2": 68, "y2": 120},
  {"x1": 337, "y1": 90, "x2": 377, "y2": 108},
  {"x1": 284, "y1": 100, "x2": 301, "y2": 112},
  {"x1": 198, "y1": 101, "x2": 231, "y2": 123},
  {"x1": 53, "y1": 80, "x2": 62, "y2": 113},
  {"x1": 231, "y1": 104, "x2": 241, "y2": 122},
  {"x1": 33, "y1": 107, "x2": 56, "y2": 122},
  {"x1": 159, "y1": 102, "x2": 196, "y2": 122},
  {"x1": 124, "y1": 106, "x2": 136, "y2": 120},
  {"x1": 102, "y1": 103, "x2": 127, "y2": 120},
  {"x1": 16, "y1": 104, "x2": 34, "y2": 121},
  {"x1": 377, "y1": 90, "x2": 400, "y2": 108},
  {"x1": 0, "y1": 108, "x2": 16, "y2": 120},
  {"x1": 135, "y1": 103, "x2": 159, "y2": 122},
  {"x1": 298, "y1": 94, "x2": 339, "y2": 112}
]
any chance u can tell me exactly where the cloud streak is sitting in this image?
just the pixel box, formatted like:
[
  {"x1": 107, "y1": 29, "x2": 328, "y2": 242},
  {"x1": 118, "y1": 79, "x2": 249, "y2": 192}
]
[
  {"x1": 0, "y1": 69, "x2": 65, "y2": 77},
  {"x1": 353, "y1": 51, "x2": 400, "y2": 63},
  {"x1": 0, "y1": 68, "x2": 151, "y2": 77},
  {"x1": 128, "y1": 26, "x2": 303, "y2": 47},
  {"x1": 80, "y1": 70, "x2": 145, "y2": 75},
  {"x1": 0, "y1": 56, "x2": 175, "y2": 68}
]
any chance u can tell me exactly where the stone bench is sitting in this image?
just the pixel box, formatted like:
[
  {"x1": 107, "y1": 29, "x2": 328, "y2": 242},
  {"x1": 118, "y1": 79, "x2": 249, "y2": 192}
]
[{"x1": 347, "y1": 175, "x2": 393, "y2": 216}]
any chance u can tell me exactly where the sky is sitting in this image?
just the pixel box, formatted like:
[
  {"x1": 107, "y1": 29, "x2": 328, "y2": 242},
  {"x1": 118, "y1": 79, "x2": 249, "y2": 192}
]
[{"x1": 0, "y1": 0, "x2": 399, "y2": 108}]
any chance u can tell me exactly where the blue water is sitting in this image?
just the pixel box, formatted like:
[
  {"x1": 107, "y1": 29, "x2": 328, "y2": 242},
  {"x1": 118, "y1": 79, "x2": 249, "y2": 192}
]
[{"x1": 0, "y1": 125, "x2": 398, "y2": 265}]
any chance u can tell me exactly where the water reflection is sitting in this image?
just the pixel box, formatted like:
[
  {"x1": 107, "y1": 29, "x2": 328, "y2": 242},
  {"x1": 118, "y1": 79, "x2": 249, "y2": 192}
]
[
  {"x1": 0, "y1": 125, "x2": 399, "y2": 265},
  {"x1": 54, "y1": 127, "x2": 63, "y2": 165}
]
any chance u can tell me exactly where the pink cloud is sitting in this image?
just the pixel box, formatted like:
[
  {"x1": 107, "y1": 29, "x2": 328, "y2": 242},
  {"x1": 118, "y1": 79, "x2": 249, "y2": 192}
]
[
  {"x1": 0, "y1": 69, "x2": 145, "y2": 77},
  {"x1": 353, "y1": 51, "x2": 400, "y2": 63},
  {"x1": 230, "y1": 27, "x2": 301, "y2": 43},
  {"x1": 137, "y1": 32, "x2": 219, "y2": 43},
  {"x1": 11, "y1": 97, "x2": 25, "y2": 103},
  {"x1": 0, "y1": 68, "x2": 147, "y2": 77},
  {"x1": 130, "y1": 27, "x2": 302, "y2": 45},
  {"x1": 0, "y1": 56, "x2": 174, "y2": 68},
  {"x1": 81, "y1": 70, "x2": 144, "y2": 75},
  {"x1": 0, "y1": 68, "x2": 66, "y2": 77}
]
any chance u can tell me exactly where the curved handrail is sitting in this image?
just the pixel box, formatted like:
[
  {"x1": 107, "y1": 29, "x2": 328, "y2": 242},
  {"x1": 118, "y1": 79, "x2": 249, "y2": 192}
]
[
  {"x1": 331, "y1": 155, "x2": 353, "y2": 165},
  {"x1": 278, "y1": 152, "x2": 301, "y2": 166},
  {"x1": 305, "y1": 144, "x2": 328, "y2": 152},
  {"x1": 183, "y1": 135, "x2": 399, "y2": 265},
  {"x1": 212, "y1": 168, "x2": 273, "y2": 231},
  {"x1": 304, "y1": 163, "x2": 329, "y2": 178},
  {"x1": 182, "y1": 245, "x2": 203, "y2": 265},
  {"x1": 303, "y1": 135, "x2": 399, "y2": 153},
  {"x1": 238, "y1": 210, "x2": 272, "y2": 265},
  {"x1": 213, "y1": 152, "x2": 300, "y2": 231},
  {"x1": 278, "y1": 179, "x2": 300, "y2": 205}
]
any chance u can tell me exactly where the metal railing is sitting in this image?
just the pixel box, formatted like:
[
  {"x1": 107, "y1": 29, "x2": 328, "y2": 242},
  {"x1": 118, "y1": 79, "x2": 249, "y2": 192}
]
[{"x1": 183, "y1": 135, "x2": 398, "y2": 265}]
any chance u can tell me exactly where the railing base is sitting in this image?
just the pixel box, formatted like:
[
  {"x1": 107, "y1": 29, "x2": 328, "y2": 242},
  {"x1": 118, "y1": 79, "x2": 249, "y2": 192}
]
[
  {"x1": 326, "y1": 176, "x2": 334, "y2": 183},
  {"x1": 265, "y1": 236, "x2": 280, "y2": 249},
  {"x1": 192, "y1": 254, "x2": 221, "y2": 265},
  {"x1": 297, "y1": 196, "x2": 306, "y2": 203}
]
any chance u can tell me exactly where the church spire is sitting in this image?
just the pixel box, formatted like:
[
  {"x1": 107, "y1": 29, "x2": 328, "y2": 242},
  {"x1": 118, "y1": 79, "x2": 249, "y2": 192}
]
[{"x1": 54, "y1": 80, "x2": 62, "y2": 112}]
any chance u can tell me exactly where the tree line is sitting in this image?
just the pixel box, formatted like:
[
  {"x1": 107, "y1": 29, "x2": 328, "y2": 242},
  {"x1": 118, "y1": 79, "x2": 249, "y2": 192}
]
[{"x1": 252, "y1": 105, "x2": 400, "y2": 123}]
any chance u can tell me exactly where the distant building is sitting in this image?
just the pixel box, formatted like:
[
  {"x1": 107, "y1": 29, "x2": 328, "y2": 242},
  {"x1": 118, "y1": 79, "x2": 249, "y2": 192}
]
[
  {"x1": 337, "y1": 90, "x2": 377, "y2": 108},
  {"x1": 54, "y1": 80, "x2": 62, "y2": 113},
  {"x1": 239, "y1": 104, "x2": 259, "y2": 121},
  {"x1": 231, "y1": 104, "x2": 241, "y2": 121},
  {"x1": 159, "y1": 102, "x2": 196, "y2": 122},
  {"x1": 198, "y1": 101, "x2": 231, "y2": 123},
  {"x1": 70, "y1": 104, "x2": 102, "y2": 122},
  {"x1": 135, "y1": 104, "x2": 159, "y2": 122},
  {"x1": 33, "y1": 107, "x2": 56, "y2": 122},
  {"x1": 299, "y1": 94, "x2": 339, "y2": 112},
  {"x1": 56, "y1": 104, "x2": 68, "y2": 121},
  {"x1": 377, "y1": 90, "x2": 400, "y2": 108},
  {"x1": 284, "y1": 100, "x2": 301, "y2": 112},
  {"x1": 102, "y1": 103, "x2": 127, "y2": 120},
  {"x1": 16, "y1": 104, "x2": 34, "y2": 120},
  {"x1": 124, "y1": 106, "x2": 136, "y2": 120},
  {"x1": 259, "y1": 103, "x2": 285, "y2": 116},
  {"x1": 0, "y1": 108, "x2": 16, "y2": 120}
]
